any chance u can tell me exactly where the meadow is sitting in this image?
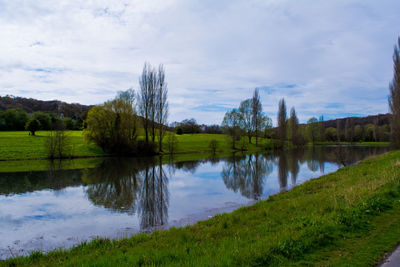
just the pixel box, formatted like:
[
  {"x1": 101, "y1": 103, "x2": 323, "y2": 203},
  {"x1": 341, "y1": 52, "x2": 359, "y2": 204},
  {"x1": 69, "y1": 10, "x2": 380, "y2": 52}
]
[
  {"x1": 0, "y1": 131, "x2": 271, "y2": 161},
  {"x1": 2, "y1": 150, "x2": 400, "y2": 266}
]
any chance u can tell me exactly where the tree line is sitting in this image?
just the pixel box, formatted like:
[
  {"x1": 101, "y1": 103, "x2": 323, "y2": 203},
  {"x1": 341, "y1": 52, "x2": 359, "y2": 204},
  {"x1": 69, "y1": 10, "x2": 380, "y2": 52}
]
[{"x1": 0, "y1": 108, "x2": 83, "y2": 133}]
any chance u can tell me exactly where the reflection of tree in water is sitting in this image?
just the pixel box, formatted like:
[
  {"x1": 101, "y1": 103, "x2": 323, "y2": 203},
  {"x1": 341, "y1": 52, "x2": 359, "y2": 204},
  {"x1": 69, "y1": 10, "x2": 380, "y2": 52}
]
[
  {"x1": 278, "y1": 151, "x2": 288, "y2": 189},
  {"x1": 83, "y1": 158, "x2": 144, "y2": 214},
  {"x1": 173, "y1": 160, "x2": 202, "y2": 174},
  {"x1": 288, "y1": 149, "x2": 302, "y2": 185},
  {"x1": 222, "y1": 153, "x2": 272, "y2": 200},
  {"x1": 138, "y1": 158, "x2": 169, "y2": 229},
  {"x1": 83, "y1": 157, "x2": 169, "y2": 230}
]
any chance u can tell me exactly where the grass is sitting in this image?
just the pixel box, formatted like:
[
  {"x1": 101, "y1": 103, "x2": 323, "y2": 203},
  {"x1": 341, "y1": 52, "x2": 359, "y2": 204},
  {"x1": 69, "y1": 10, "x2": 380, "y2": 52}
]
[
  {"x1": 2, "y1": 150, "x2": 400, "y2": 266},
  {"x1": 0, "y1": 131, "x2": 104, "y2": 160},
  {"x1": 168, "y1": 133, "x2": 271, "y2": 154},
  {"x1": 0, "y1": 131, "x2": 272, "y2": 161},
  {"x1": 311, "y1": 141, "x2": 390, "y2": 146}
]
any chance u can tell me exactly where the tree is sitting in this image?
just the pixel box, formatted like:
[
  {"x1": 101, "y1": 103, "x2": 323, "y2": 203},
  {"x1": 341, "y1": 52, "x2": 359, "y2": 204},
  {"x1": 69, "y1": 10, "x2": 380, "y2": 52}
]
[
  {"x1": 25, "y1": 118, "x2": 41, "y2": 135},
  {"x1": 289, "y1": 107, "x2": 300, "y2": 145},
  {"x1": 354, "y1": 125, "x2": 363, "y2": 141},
  {"x1": 388, "y1": 37, "x2": 400, "y2": 147},
  {"x1": 277, "y1": 98, "x2": 287, "y2": 144},
  {"x1": 325, "y1": 127, "x2": 337, "y2": 141},
  {"x1": 345, "y1": 118, "x2": 354, "y2": 143},
  {"x1": 239, "y1": 99, "x2": 253, "y2": 143},
  {"x1": 251, "y1": 89, "x2": 263, "y2": 145},
  {"x1": 138, "y1": 62, "x2": 169, "y2": 149},
  {"x1": 84, "y1": 99, "x2": 139, "y2": 153},
  {"x1": 318, "y1": 115, "x2": 324, "y2": 141},
  {"x1": 138, "y1": 62, "x2": 153, "y2": 145},
  {"x1": 336, "y1": 119, "x2": 341, "y2": 142},
  {"x1": 0, "y1": 108, "x2": 28, "y2": 130},
  {"x1": 307, "y1": 117, "x2": 319, "y2": 144},
  {"x1": 263, "y1": 116, "x2": 273, "y2": 139},
  {"x1": 46, "y1": 126, "x2": 72, "y2": 159},
  {"x1": 156, "y1": 64, "x2": 168, "y2": 152},
  {"x1": 33, "y1": 111, "x2": 51, "y2": 130},
  {"x1": 117, "y1": 88, "x2": 135, "y2": 105},
  {"x1": 222, "y1": 109, "x2": 243, "y2": 149}
]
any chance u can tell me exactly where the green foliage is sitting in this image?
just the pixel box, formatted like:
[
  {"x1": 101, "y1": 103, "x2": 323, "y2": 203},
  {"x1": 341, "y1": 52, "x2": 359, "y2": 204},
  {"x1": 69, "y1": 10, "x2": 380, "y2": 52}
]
[
  {"x1": 84, "y1": 99, "x2": 139, "y2": 154},
  {"x1": 0, "y1": 108, "x2": 28, "y2": 130},
  {"x1": 25, "y1": 118, "x2": 41, "y2": 135},
  {"x1": 32, "y1": 111, "x2": 51, "y2": 130}
]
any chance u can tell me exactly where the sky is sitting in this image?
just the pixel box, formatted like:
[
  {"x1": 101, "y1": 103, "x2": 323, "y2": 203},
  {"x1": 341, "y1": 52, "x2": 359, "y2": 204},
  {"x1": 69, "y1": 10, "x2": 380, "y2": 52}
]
[{"x1": 0, "y1": 0, "x2": 399, "y2": 125}]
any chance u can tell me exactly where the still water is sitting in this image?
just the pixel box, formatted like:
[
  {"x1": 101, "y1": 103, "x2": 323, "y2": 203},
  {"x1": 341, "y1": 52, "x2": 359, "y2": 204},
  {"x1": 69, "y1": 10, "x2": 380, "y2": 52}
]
[{"x1": 0, "y1": 146, "x2": 390, "y2": 259}]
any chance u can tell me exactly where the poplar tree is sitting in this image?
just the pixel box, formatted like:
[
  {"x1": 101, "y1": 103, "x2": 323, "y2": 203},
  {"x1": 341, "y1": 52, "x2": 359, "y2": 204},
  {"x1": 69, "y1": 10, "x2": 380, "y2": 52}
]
[
  {"x1": 277, "y1": 98, "x2": 287, "y2": 144},
  {"x1": 388, "y1": 37, "x2": 400, "y2": 147}
]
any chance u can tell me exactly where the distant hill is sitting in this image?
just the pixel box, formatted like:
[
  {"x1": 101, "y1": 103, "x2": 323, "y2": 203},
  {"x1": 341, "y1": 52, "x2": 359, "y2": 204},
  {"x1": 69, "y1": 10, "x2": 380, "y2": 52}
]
[
  {"x1": 0, "y1": 95, "x2": 92, "y2": 119},
  {"x1": 322, "y1": 113, "x2": 391, "y2": 129}
]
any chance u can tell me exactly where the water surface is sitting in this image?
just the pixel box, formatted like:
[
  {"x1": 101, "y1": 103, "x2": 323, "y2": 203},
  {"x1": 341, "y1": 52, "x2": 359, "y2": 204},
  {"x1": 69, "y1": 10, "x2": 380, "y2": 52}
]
[{"x1": 0, "y1": 146, "x2": 390, "y2": 259}]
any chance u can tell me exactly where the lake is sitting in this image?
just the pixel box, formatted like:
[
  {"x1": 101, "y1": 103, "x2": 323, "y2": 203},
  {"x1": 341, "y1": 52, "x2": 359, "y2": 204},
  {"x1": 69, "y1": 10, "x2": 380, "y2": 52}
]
[{"x1": 0, "y1": 146, "x2": 390, "y2": 259}]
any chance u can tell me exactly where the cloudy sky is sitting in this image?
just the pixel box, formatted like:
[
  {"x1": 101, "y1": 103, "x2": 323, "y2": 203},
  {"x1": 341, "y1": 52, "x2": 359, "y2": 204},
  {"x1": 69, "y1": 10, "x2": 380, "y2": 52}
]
[{"x1": 0, "y1": 0, "x2": 399, "y2": 125}]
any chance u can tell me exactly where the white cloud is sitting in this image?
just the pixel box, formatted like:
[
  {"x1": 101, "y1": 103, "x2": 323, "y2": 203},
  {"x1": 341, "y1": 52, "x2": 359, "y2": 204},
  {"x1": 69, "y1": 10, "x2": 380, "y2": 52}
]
[{"x1": 0, "y1": 0, "x2": 399, "y2": 124}]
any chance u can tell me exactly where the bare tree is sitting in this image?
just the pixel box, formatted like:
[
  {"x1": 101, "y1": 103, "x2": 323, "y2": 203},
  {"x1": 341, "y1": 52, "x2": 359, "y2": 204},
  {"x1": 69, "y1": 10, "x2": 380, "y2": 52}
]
[
  {"x1": 156, "y1": 64, "x2": 168, "y2": 152},
  {"x1": 239, "y1": 99, "x2": 253, "y2": 143},
  {"x1": 222, "y1": 109, "x2": 243, "y2": 149},
  {"x1": 138, "y1": 63, "x2": 152, "y2": 145},
  {"x1": 138, "y1": 62, "x2": 168, "y2": 148},
  {"x1": 277, "y1": 98, "x2": 287, "y2": 144},
  {"x1": 252, "y1": 88, "x2": 263, "y2": 145},
  {"x1": 389, "y1": 37, "x2": 400, "y2": 147}
]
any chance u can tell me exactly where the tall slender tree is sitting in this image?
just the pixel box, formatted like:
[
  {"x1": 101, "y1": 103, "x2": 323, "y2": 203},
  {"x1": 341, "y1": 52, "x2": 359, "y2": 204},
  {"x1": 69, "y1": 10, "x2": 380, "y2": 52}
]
[
  {"x1": 251, "y1": 88, "x2": 263, "y2": 145},
  {"x1": 289, "y1": 107, "x2": 299, "y2": 144},
  {"x1": 239, "y1": 99, "x2": 253, "y2": 143},
  {"x1": 156, "y1": 64, "x2": 168, "y2": 152},
  {"x1": 156, "y1": 65, "x2": 168, "y2": 151},
  {"x1": 277, "y1": 98, "x2": 287, "y2": 144},
  {"x1": 138, "y1": 62, "x2": 151, "y2": 145},
  {"x1": 388, "y1": 37, "x2": 400, "y2": 147}
]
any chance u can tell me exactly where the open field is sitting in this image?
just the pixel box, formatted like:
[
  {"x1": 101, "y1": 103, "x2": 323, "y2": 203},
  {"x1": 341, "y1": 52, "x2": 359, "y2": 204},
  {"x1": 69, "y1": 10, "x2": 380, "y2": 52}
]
[
  {"x1": 2, "y1": 150, "x2": 400, "y2": 266},
  {"x1": 0, "y1": 131, "x2": 272, "y2": 161},
  {"x1": 0, "y1": 131, "x2": 105, "y2": 160}
]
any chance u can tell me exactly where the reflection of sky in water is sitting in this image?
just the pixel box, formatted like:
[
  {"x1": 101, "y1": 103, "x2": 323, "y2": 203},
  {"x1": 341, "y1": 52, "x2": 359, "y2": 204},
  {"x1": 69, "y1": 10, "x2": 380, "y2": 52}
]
[{"x1": 0, "y1": 146, "x2": 391, "y2": 258}]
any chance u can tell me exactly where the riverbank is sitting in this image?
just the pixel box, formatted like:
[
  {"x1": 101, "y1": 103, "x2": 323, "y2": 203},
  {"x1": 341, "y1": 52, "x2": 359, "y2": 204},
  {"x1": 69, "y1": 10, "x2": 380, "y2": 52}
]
[{"x1": 1, "y1": 150, "x2": 399, "y2": 266}]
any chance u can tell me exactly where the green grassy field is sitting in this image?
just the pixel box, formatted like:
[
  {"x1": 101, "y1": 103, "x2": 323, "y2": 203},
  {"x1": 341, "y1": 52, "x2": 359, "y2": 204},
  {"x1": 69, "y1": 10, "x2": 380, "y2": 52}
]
[
  {"x1": 2, "y1": 150, "x2": 400, "y2": 266},
  {"x1": 0, "y1": 131, "x2": 271, "y2": 161},
  {"x1": 0, "y1": 131, "x2": 105, "y2": 160}
]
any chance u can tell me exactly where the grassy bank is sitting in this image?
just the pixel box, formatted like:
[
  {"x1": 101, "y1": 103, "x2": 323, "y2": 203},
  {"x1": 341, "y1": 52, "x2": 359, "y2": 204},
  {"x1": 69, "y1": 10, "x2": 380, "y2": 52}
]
[
  {"x1": 0, "y1": 131, "x2": 271, "y2": 161},
  {"x1": 2, "y1": 150, "x2": 400, "y2": 266},
  {"x1": 310, "y1": 141, "x2": 390, "y2": 146}
]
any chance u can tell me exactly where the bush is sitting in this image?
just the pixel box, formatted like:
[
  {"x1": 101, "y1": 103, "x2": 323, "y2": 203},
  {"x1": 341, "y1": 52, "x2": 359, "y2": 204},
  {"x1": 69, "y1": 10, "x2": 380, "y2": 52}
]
[
  {"x1": 45, "y1": 128, "x2": 72, "y2": 159},
  {"x1": 167, "y1": 134, "x2": 178, "y2": 154}
]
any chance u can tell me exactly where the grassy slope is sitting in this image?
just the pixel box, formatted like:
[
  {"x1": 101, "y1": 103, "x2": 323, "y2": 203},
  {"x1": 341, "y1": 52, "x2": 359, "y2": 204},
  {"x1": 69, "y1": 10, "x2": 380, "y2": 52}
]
[{"x1": 2, "y1": 150, "x2": 400, "y2": 266}]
